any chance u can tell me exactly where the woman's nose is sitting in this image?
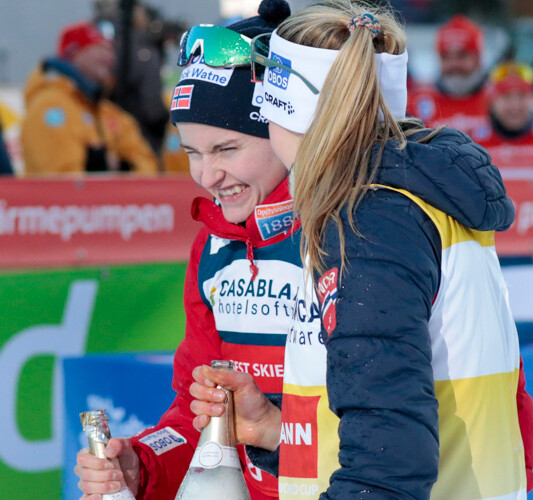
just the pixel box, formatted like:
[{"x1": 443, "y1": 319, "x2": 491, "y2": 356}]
[{"x1": 200, "y1": 156, "x2": 225, "y2": 189}]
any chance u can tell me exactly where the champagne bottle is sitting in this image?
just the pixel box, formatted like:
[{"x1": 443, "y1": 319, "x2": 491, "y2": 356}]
[
  {"x1": 176, "y1": 360, "x2": 251, "y2": 500},
  {"x1": 80, "y1": 409, "x2": 136, "y2": 500}
]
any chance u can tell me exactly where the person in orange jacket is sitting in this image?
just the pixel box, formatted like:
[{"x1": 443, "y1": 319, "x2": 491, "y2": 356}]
[
  {"x1": 21, "y1": 21, "x2": 158, "y2": 175},
  {"x1": 474, "y1": 61, "x2": 533, "y2": 170},
  {"x1": 408, "y1": 15, "x2": 488, "y2": 137}
]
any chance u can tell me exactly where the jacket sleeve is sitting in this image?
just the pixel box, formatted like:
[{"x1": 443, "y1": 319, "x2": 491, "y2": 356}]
[
  {"x1": 319, "y1": 189, "x2": 441, "y2": 499},
  {"x1": 517, "y1": 356, "x2": 533, "y2": 491},
  {"x1": 131, "y1": 228, "x2": 223, "y2": 499}
]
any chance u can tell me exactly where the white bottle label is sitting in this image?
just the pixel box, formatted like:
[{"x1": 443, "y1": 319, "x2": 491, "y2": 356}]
[{"x1": 190, "y1": 441, "x2": 241, "y2": 469}]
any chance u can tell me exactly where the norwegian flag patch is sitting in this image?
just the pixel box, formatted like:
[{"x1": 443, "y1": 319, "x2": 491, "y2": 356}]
[
  {"x1": 317, "y1": 267, "x2": 338, "y2": 336},
  {"x1": 171, "y1": 85, "x2": 194, "y2": 110}
]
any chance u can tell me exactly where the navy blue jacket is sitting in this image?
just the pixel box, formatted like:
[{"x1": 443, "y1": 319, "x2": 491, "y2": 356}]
[
  {"x1": 249, "y1": 127, "x2": 514, "y2": 499},
  {"x1": 321, "y1": 127, "x2": 513, "y2": 499}
]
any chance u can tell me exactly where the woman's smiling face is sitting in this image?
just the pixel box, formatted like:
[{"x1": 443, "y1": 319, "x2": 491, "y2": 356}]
[{"x1": 179, "y1": 123, "x2": 288, "y2": 224}]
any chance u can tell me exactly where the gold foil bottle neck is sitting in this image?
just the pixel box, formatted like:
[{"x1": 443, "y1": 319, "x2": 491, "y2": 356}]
[
  {"x1": 80, "y1": 409, "x2": 111, "y2": 459},
  {"x1": 80, "y1": 409, "x2": 109, "y2": 429}
]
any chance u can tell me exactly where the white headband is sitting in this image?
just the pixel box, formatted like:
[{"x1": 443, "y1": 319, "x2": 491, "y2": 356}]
[{"x1": 260, "y1": 30, "x2": 408, "y2": 134}]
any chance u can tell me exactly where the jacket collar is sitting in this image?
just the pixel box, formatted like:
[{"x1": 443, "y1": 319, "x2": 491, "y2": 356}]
[
  {"x1": 191, "y1": 178, "x2": 299, "y2": 247},
  {"x1": 42, "y1": 57, "x2": 102, "y2": 104},
  {"x1": 373, "y1": 126, "x2": 514, "y2": 231}
]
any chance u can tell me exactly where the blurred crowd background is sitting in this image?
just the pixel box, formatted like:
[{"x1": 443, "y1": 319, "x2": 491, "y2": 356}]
[{"x1": 0, "y1": 0, "x2": 532, "y2": 177}]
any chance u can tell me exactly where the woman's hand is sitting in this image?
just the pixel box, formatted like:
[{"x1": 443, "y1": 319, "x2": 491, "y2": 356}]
[
  {"x1": 190, "y1": 364, "x2": 282, "y2": 452},
  {"x1": 75, "y1": 437, "x2": 141, "y2": 499}
]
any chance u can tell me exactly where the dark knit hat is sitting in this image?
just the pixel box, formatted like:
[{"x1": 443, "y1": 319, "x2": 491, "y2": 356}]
[{"x1": 170, "y1": 0, "x2": 290, "y2": 138}]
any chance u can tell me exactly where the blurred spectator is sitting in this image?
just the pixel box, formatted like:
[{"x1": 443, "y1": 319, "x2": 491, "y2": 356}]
[
  {"x1": 94, "y1": 0, "x2": 189, "y2": 172},
  {"x1": 112, "y1": 2, "x2": 170, "y2": 155},
  {"x1": 97, "y1": 2, "x2": 169, "y2": 150},
  {"x1": 161, "y1": 84, "x2": 189, "y2": 174},
  {"x1": 0, "y1": 120, "x2": 14, "y2": 175},
  {"x1": 408, "y1": 15, "x2": 488, "y2": 137},
  {"x1": 21, "y1": 20, "x2": 157, "y2": 175},
  {"x1": 162, "y1": 123, "x2": 189, "y2": 174},
  {"x1": 394, "y1": 0, "x2": 437, "y2": 23},
  {"x1": 475, "y1": 62, "x2": 533, "y2": 170}
]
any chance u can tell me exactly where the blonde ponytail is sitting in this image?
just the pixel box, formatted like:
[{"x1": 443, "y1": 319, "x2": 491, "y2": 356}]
[{"x1": 277, "y1": 1, "x2": 408, "y2": 276}]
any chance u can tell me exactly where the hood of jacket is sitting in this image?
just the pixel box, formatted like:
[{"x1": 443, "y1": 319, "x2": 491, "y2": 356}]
[
  {"x1": 373, "y1": 126, "x2": 514, "y2": 232},
  {"x1": 24, "y1": 58, "x2": 102, "y2": 108}
]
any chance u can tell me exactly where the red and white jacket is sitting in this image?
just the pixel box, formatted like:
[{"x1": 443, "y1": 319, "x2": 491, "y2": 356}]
[
  {"x1": 130, "y1": 180, "x2": 310, "y2": 499},
  {"x1": 408, "y1": 83, "x2": 488, "y2": 139},
  {"x1": 474, "y1": 122, "x2": 533, "y2": 172}
]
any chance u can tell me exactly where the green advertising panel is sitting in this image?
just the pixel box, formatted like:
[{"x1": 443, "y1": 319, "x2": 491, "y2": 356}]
[{"x1": 0, "y1": 261, "x2": 187, "y2": 500}]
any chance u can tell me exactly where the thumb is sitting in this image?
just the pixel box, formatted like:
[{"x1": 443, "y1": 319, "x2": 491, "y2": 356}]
[
  {"x1": 115, "y1": 439, "x2": 139, "y2": 475},
  {"x1": 106, "y1": 437, "x2": 140, "y2": 494},
  {"x1": 104, "y1": 437, "x2": 125, "y2": 459}
]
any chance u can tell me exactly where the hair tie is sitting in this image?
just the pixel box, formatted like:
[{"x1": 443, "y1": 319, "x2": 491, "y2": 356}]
[{"x1": 347, "y1": 13, "x2": 381, "y2": 39}]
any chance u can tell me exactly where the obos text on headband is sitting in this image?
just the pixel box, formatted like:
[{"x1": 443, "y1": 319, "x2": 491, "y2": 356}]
[{"x1": 251, "y1": 33, "x2": 319, "y2": 95}]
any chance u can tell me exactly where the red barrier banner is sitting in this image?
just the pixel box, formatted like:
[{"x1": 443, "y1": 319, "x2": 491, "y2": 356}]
[
  {"x1": 497, "y1": 171, "x2": 533, "y2": 256},
  {"x1": 0, "y1": 175, "x2": 206, "y2": 268},
  {"x1": 1, "y1": 172, "x2": 531, "y2": 269}
]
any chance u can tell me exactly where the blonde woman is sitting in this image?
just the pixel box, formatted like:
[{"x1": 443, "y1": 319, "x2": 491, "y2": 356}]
[{"x1": 190, "y1": 1, "x2": 533, "y2": 498}]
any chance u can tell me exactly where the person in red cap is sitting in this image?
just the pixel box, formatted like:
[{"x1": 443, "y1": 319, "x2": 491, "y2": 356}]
[
  {"x1": 21, "y1": 20, "x2": 157, "y2": 175},
  {"x1": 476, "y1": 61, "x2": 533, "y2": 171},
  {"x1": 408, "y1": 14, "x2": 488, "y2": 137}
]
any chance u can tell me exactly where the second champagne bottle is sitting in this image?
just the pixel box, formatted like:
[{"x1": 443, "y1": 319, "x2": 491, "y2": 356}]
[{"x1": 175, "y1": 360, "x2": 251, "y2": 500}]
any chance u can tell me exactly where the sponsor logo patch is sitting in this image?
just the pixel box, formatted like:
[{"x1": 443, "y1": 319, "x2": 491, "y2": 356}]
[
  {"x1": 165, "y1": 132, "x2": 181, "y2": 152},
  {"x1": 255, "y1": 200, "x2": 294, "y2": 240},
  {"x1": 252, "y1": 81, "x2": 265, "y2": 108},
  {"x1": 227, "y1": 344, "x2": 286, "y2": 394},
  {"x1": 416, "y1": 96, "x2": 436, "y2": 121},
  {"x1": 249, "y1": 110, "x2": 268, "y2": 123},
  {"x1": 139, "y1": 427, "x2": 187, "y2": 455},
  {"x1": 264, "y1": 92, "x2": 294, "y2": 115},
  {"x1": 250, "y1": 82, "x2": 268, "y2": 123},
  {"x1": 179, "y1": 55, "x2": 234, "y2": 87},
  {"x1": 472, "y1": 122, "x2": 491, "y2": 142},
  {"x1": 267, "y1": 52, "x2": 291, "y2": 90},
  {"x1": 317, "y1": 267, "x2": 338, "y2": 336},
  {"x1": 82, "y1": 111, "x2": 94, "y2": 125},
  {"x1": 279, "y1": 394, "x2": 320, "y2": 478},
  {"x1": 171, "y1": 85, "x2": 194, "y2": 110},
  {"x1": 44, "y1": 107, "x2": 65, "y2": 127}
]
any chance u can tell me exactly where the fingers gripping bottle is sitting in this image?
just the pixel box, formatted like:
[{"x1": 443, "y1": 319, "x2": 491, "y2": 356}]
[
  {"x1": 176, "y1": 360, "x2": 251, "y2": 500},
  {"x1": 80, "y1": 409, "x2": 136, "y2": 500}
]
